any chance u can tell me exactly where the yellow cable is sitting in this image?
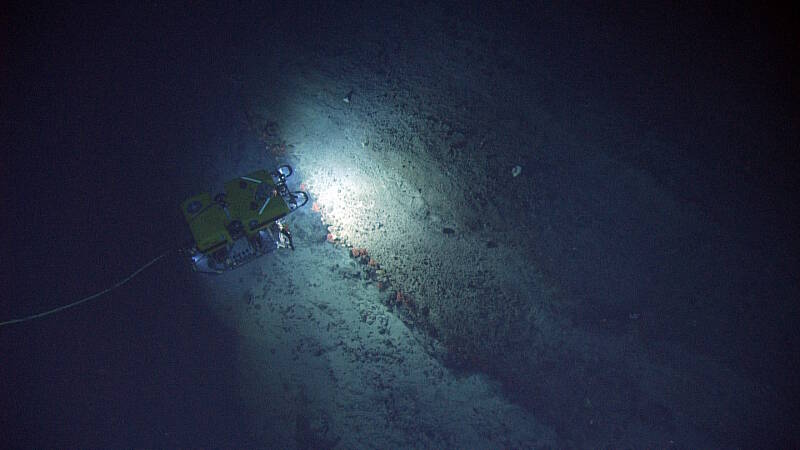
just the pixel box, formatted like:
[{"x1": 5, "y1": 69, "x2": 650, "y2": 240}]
[{"x1": 0, "y1": 251, "x2": 170, "y2": 327}]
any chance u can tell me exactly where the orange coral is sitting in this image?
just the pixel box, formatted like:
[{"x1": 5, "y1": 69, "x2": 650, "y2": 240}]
[
  {"x1": 312, "y1": 202, "x2": 320, "y2": 213},
  {"x1": 395, "y1": 290, "x2": 415, "y2": 309},
  {"x1": 269, "y1": 142, "x2": 287, "y2": 156}
]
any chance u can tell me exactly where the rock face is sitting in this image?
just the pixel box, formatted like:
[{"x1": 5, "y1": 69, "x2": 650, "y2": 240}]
[
  {"x1": 199, "y1": 224, "x2": 556, "y2": 448},
  {"x1": 205, "y1": 3, "x2": 794, "y2": 448}
]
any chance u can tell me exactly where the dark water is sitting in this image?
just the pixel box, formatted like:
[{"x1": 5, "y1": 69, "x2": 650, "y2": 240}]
[
  {"x1": 2, "y1": 2, "x2": 254, "y2": 447},
  {"x1": 2, "y1": 1, "x2": 797, "y2": 447}
]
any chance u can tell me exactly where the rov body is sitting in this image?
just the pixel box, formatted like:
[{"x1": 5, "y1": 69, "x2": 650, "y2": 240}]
[{"x1": 181, "y1": 165, "x2": 307, "y2": 273}]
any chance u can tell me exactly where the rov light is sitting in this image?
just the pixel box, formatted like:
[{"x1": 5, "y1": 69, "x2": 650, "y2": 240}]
[{"x1": 310, "y1": 167, "x2": 372, "y2": 230}]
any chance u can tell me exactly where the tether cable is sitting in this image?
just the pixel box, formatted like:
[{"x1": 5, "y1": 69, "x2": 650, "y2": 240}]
[{"x1": 0, "y1": 250, "x2": 171, "y2": 328}]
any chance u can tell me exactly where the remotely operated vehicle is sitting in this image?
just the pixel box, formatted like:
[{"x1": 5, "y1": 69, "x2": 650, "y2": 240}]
[{"x1": 181, "y1": 165, "x2": 308, "y2": 273}]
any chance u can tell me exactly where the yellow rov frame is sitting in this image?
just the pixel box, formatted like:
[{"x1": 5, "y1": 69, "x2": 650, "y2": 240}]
[{"x1": 181, "y1": 165, "x2": 308, "y2": 273}]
